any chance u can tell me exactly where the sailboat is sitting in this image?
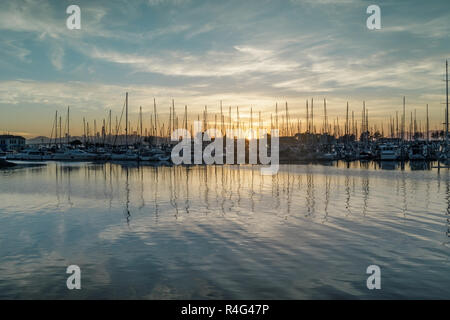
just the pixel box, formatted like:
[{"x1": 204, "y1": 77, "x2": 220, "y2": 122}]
[
  {"x1": 439, "y1": 60, "x2": 450, "y2": 162},
  {"x1": 111, "y1": 93, "x2": 140, "y2": 161}
]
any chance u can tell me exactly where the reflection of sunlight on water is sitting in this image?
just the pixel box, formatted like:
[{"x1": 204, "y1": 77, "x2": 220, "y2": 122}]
[{"x1": 0, "y1": 162, "x2": 449, "y2": 299}]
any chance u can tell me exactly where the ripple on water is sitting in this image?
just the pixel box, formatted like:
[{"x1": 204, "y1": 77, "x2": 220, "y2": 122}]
[{"x1": 0, "y1": 162, "x2": 449, "y2": 299}]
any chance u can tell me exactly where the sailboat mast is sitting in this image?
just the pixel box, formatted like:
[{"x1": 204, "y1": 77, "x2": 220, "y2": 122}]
[
  {"x1": 83, "y1": 117, "x2": 86, "y2": 145},
  {"x1": 426, "y1": 104, "x2": 429, "y2": 142},
  {"x1": 59, "y1": 116, "x2": 62, "y2": 147},
  {"x1": 362, "y1": 101, "x2": 365, "y2": 135},
  {"x1": 109, "y1": 109, "x2": 112, "y2": 144},
  {"x1": 172, "y1": 99, "x2": 175, "y2": 133},
  {"x1": 346, "y1": 102, "x2": 349, "y2": 136},
  {"x1": 306, "y1": 100, "x2": 309, "y2": 133},
  {"x1": 67, "y1": 106, "x2": 70, "y2": 145},
  {"x1": 285, "y1": 102, "x2": 289, "y2": 136},
  {"x1": 184, "y1": 105, "x2": 188, "y2": 132},
  {"x1": 125, "y1": 92, "x2": 128, "y2": 148},
  {"x1": 259, "y1": 111, "x2": 261, "y2": 133},
  {"x1": 446, "y1": 60, "x2": 449, "y2": 145},
  {"x1": 220, "y1": 101, "x2": 223, "y2": 135},
  {"x1": 140, "y1": 106, "x2": 143, "y2": 145},
  {"x1": 402, "y1": 96, "x2": 406, "y2": 142},
  {"x1": 54, "y1": 111, "x2": 58, "y2": 146},
  {"x1": 275, "y1": 103, "x2": 278, "y2": 132},
  {"x1": 229, "y1": 106, "x2": 232, "y2": 132},
  {"x1": 153, "y1": 98, "x2": 157, "y2": 138},
  {"x1": 250, "y1": 107, "x2": 253, "y2": 138}
]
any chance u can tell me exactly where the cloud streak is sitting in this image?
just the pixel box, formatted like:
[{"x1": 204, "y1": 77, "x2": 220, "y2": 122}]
[{"x1": 0, "y1": 0, "x2": 449, "y2": 136}]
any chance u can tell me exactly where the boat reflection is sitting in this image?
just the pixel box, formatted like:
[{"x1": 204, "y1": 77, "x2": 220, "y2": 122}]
[
  {"x1": 16, "y1": 161, "x2": 447, "y2": 229},
  {"x1": 1, "y1": 162, "x2": 450, "y2": 299}
]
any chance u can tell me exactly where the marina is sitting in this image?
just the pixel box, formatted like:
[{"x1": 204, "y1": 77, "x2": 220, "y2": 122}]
[
  {"x1": 1, "y1": 0, "x2": 450, "y2": 303},
  {"x1": 2, "y1": 61, "x2": 448, "y2": 166}
]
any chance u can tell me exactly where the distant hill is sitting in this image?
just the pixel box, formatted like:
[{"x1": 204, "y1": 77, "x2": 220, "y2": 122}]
[
  {"x1": 27, "y1": 136, "x2": 51, "y2": 144},
  {"x1": 27, "y1": 136, "x2": 83, "y2": 144},
  {"x1": 26, "y1": 134, "x2": 155, "y2": 145}
]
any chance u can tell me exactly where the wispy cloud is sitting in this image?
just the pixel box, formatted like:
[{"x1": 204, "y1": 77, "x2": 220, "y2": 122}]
[
  {"x1": 50, "y1": 46, "x2": 64, "y2": 70},
  {"x1": 87, "y1": 45, "x2": 300, "y2": 77},
  {"x1": 0, "y1": 0, "x2": 448, "y2": 136},
  {"x1": 0, "y1": 40, "x2": 31, "y2": 63},
  {"x1": 381, "y1": 14, "x2": 450, "y2": 39},
  {"x1": 147, "y1": 0, "x2": 191, "y2": 6},
  {"x1": 290, "y1": 0, "x2": 359, "y2": 5}
]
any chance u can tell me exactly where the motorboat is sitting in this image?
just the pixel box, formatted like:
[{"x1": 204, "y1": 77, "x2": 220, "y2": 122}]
[
  {"x1": 6, "y1": 149, "x2": 47, "y2": 161},
  {"x1": 379, "y1": 144, "x2": 400, "y2": 161}
]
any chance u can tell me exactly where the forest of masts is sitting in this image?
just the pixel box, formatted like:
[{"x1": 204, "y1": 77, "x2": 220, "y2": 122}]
[{"x1": 49, "y1": 95, "x2": 444, "y2": 146}]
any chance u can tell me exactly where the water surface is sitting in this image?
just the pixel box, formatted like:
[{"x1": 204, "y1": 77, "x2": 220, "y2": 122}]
[{"x1": 0, "y1": 162, "x2": 449, "y2": 299}]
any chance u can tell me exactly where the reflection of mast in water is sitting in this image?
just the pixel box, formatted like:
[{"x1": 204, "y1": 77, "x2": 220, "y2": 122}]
[
  {"x1": 169, "y1": 166, "x2": 179, "y2": 218},
  {"x1": 55, "y1": 163, "x2": 61, "y2": 207},
  {"x1": 297, "y1": 172, "x2": 302, "y2": 190},
  {"x1": 213, "y1": 166, "x2": 222, "y2": 212},
  {"x1": 305, "y1": 173, "x2": 315, "y2": 217},
  {"x1": 322, "y1": 175, "x2": 331, "y2": 223},
  {"x1": 272, "y1": 173, "x2": 280, "y2": 210},
  {"x1": 153, "y1": 166, "x2": 159, "y2": 221},
  {"x1": 124, "y1": 167, "x2": 131, "y2": 226},
  {"x1": 286, "y1": 169, "x2": 291, "y2": 216},
  {"x1": 362, "y1": 173, "x2": 369, "y2": 216},
  {"x1": 226, "y1": 167, "x2": 233, "y2": 211},
  {"x1": 250, "y1": 168, "x2": 255, "y2": 213},
  {"x1": 185, "y1": 166, "x2": 190, "y2": 214},
  {"x1": 259, "y1": 164, "x2": 263, "y2": 194},
  {"x1": 102, "y1": 163, "x2": 107, "y2": 202},
  {"x1": 203, "y1": 166, "x2": 210, "y2": 213},
  {"x1": 108, "y1": 163, "x2": 113, "y2": 210},
  {"x1": 401, "y1": 172, "x2": 407, "y2": 217},
  {"x1": 67, "y1": 165, "x2": 73, "y2": 207},
  {"x1": 139, "y1": 166, "x2": 145, "y2": 210},
  {"x1": 395, "y1": 171, "x2": 400, "y2": 197},
  {"x1": 445, "y1": 172, "x2": 450, "y2": 239},
  {"x1": 360, "y1": 161, "x2": 369, "y2": 170},
  {"x1": 345, "y1": 175, "x2": 352, "y2": 217},
  {"x1": 219, "y1": 166, "x2": 226, "y2": 215},
  {"x1": 236, "y1": 167, "x2": 242, "y2": 207}
]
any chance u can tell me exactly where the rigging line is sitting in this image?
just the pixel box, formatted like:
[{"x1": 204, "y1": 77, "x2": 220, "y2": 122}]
[{"x1": 113, "y1": 98, "x2": 126, "y2": 147}]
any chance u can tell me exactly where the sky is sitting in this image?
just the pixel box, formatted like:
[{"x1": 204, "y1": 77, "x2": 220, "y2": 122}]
[{"x1": 0, "y1": 0, "x2": 449, "y2": 137}]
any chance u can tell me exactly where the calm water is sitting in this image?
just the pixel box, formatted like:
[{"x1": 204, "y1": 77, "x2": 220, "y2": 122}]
[{"x1": 0, "y1": 161, "x2": 449, "y2": 299}]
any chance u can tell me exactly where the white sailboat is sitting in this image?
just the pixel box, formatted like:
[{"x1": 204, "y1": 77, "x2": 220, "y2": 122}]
[
  {"x1": 51, "y1": 149, "x2": 98, "y2": 161},
  {"x1": 440, "y1": 60, "x2": 450, "y2": 162}
]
